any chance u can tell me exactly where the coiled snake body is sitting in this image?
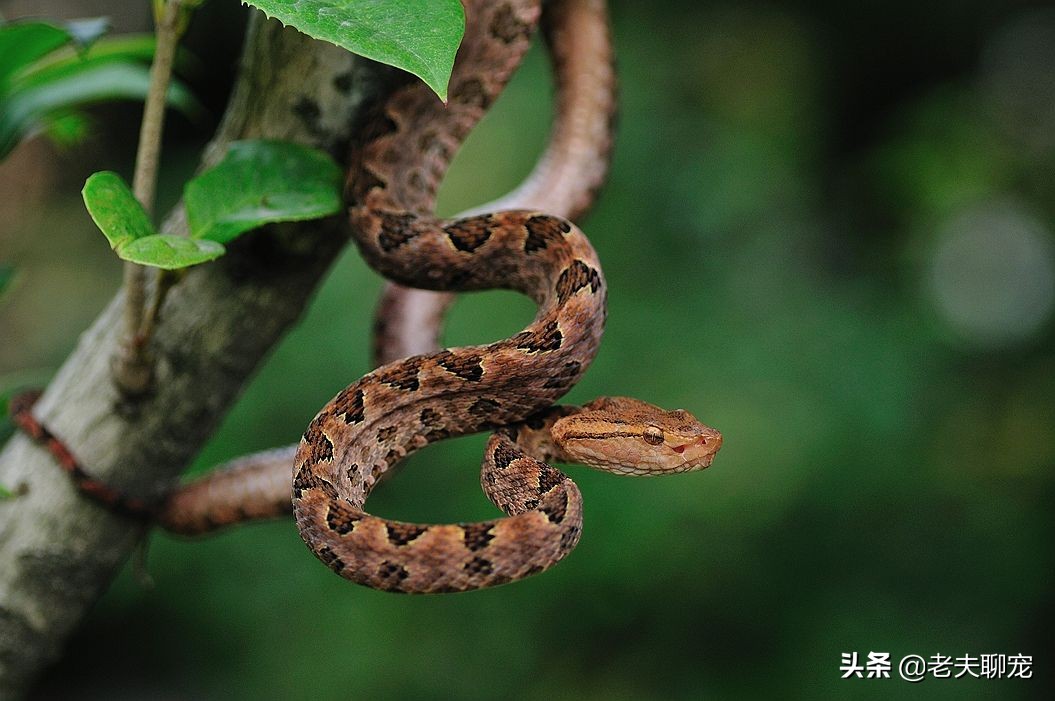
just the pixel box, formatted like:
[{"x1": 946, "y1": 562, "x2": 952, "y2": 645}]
[
  {"x1": 291, "y1": 0, "x2": 720, "y2": 593},
  {"x1": 11, "y1": 0, "x2": 722, "y2": 594}
]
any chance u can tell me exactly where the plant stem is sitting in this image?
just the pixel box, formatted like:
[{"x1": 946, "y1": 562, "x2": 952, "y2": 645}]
[
  {"x1": 134, "y1": 1, "x2": 181, "y2": 214},
  {"x1": 139, "y1": 269, "x2": 180, "y2": 344},
  {"x1": 113, "y1": 0, "x2": 184, "y2": 395}
]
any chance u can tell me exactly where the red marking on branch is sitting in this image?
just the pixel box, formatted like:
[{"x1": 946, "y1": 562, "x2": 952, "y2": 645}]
[{"x1": 8, "y1": 390, "x2": 157, "y2": 522}]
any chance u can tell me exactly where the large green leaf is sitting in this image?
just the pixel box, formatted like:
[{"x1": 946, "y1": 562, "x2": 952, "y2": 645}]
[
  {"x1": 245, "y1": 0, "x2": 464, "y2": 101},
  {"x1": 14, "y1": 34, "x2": 159, "y2": 90},
  {"x1": 0, "y1": 24, "x2": 201, "y2": 160},
  {"x1": 0, "y1": 18, "x2": 109, "y2": 87},
  {"x1": 0, "y1": 60, "x2": 200, "y2": 158},
  {"x1": 0, "y1": 22, "x2": 70, "y2": 87},
  {"x1": 185, "y1": 140, "x2": 342, "y2": 244}
]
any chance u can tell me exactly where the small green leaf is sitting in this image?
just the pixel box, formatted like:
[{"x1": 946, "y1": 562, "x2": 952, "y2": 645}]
[
  {"x1": 82, "y1": 171, "x2": 225, "y2": 269},
  {"x1": 117, "y1": 235, "x2": 225, "y2": 269},
  {"x1": 185, "y1": 140, "x2": 342, "y2": 244},
  {"x1": 244, "y1": 0, "x2": 464, "y2": 101},
  {"x1": 42, "y1": 110, "x2": 91, "y2": 147},
  {"x1": 82, "y1": 171, "x2": 155, "y2": 249},
  {"x1": 0, "y1": 484, "x2": 15, "y2": 500}
]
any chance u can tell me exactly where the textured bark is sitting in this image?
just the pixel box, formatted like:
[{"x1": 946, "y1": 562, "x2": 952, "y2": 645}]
[{"x1": 0, "y1": 13, "x2": 395, "y2": 697}]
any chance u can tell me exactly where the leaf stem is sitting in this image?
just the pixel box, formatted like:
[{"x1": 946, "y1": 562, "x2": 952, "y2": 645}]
[{"x1": 113, "y1": 0, "x2": 185, "y2": 396}]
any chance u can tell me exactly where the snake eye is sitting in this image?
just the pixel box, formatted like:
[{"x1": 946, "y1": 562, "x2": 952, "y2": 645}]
[{"x1": 642, "y1": 426, "x2": 664, "y2": 446}]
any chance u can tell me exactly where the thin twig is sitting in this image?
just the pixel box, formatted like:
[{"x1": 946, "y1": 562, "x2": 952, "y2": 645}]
[
  {"x1": 138, "y1": 269, "x2": 180, "y2": 343},
  {"x1": 113, "y1": 0, "x2": 184, "y2": 395}
]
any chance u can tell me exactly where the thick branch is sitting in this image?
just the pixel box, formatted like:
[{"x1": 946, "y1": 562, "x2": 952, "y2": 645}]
[{"x1": 0, "y1": 14, "x2": 394, "y2": 697}]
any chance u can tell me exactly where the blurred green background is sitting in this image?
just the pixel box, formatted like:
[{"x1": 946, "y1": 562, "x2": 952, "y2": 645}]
[{"x1": 2, "y1": 0, "x2": 1054, "y2": 698}]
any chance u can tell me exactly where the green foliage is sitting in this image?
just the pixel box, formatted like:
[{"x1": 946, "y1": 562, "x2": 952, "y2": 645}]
[
  {"x1": 117, "y1": 235, "x2": 225, "y2": 269},
  {"x1": 82, "y1": 142, "x2": 341, "y2": 269},
  {"x1": 244, "y1": 0, "x2": 464, "y2": 101},
  {"x1": 40, "y1": 110, "x2": 90, "y2": 147},
  {"x1": 0, "y1": 23, "x2": 71, "y2": 86},
  {"x1": 186, "y1": 140, "x2": 343, "y2": 244},
  {"x1": 0, "y1": 20, "x2": 199, "y2": 159},
  {"x1": 82, "y1": 171, "x2": 223, "y2": 269},
  {"x1": 16, "y1": 35, "x2": 159, "y2": 90},
  {"x1": 82, "y1": 171, "x2": 156, "y2": 249}
]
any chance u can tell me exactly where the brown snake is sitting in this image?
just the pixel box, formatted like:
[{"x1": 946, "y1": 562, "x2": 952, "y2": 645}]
[{"x1": 10, "y1": 0, "x2": 722, "y2": 593}]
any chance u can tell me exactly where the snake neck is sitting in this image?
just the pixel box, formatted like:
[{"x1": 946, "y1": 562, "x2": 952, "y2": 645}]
[{"x1": 346, "y1": 0, "x2": 542, "y2": 214}]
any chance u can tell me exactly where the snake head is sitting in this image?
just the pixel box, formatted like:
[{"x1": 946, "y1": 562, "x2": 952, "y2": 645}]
[{"x1": 551, "y1": 396, "x2": 722, "y2": 475}]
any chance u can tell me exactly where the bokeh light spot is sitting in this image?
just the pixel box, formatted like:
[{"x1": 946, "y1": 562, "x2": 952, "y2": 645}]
[{"x1": 928, "y1": 199, "x2": 1055, "y2": 347}]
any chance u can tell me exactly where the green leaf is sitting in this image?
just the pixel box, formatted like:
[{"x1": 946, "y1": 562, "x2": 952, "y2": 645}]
[
  {"x1": 0, "y1": 22, "x2": 70, "y2": 87},
  {"x1": 0, "y1": 484, "x2": 15, "y2": 500},
  {"x1": 0, "y1": 18, "x2": 110, "y2": 88},
  {"x1": 0, "y1": 60, "x2": 201, "y2": 158},
  {"x1": 15, "y1": 35, "x2": 160, "y2": 90},
  {"x1": 82, "y1": 171, "x2": 155, "y2": 249},
  {"x1": 82, "y1": 171, "x2": 226, "y2": 269},
  {"x1": 244, "y1": 0, "x2": 464, "y2": 101},
  {"x1": 185, "y1": 140, "x2": 342, "y2": 244},
  {"x1": 0, "y1": 21, "x2": 202, "y2": 159},
  {"x1": 42, "y1": 110, "x2": 91, "y2": 147},
  {"x1": 117, "y1": 235, "x2": 225, "y2": 269}
]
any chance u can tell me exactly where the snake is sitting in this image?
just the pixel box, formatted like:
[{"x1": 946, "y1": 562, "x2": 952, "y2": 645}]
[{"x1": 9, "y1": 0, "x2": 722, "y2": 594}]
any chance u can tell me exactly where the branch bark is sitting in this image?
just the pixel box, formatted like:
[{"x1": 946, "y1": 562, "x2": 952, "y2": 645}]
[{"x1": 0, "y1": 13, "x2": 396, "y2": 697}]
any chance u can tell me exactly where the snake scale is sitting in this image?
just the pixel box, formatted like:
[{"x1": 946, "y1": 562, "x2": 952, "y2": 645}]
[{"x1": 9, "y1": 0, "x2": 722, "y2": 594}]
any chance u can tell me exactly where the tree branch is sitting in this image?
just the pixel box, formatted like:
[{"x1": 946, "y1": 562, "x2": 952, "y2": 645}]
[{"x1": 0, "y1": 13, "x2": 396, "y2": 697}]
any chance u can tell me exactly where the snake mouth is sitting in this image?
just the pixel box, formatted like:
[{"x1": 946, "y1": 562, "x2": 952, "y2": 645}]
[{"x1": 671, "y1": 434, "x2": 719, "y2": 455}]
